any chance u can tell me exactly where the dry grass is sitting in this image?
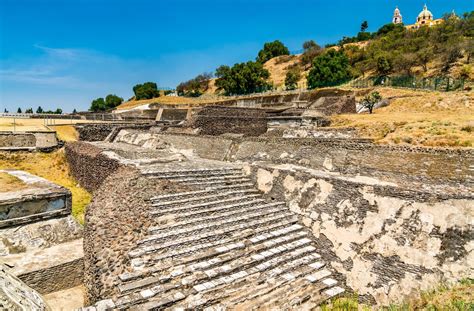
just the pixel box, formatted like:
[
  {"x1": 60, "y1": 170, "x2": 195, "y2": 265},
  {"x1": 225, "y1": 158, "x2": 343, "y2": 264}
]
[
  {"x1": 322, "y1": 279, "x2": 474, "y2": 310},
  {"x1": 116, "y1": 95, "x2": 205, "y2": 110},
  {"x1": 52, "y1": 125, "x2": 79, "y2": 142},
  {"x1": 0, "y1": 117, "x2": 109, "y2": 132},
  {"x1": 332, "y1": 87, "x2": 474, "y2": 148},
  {"x1": 0, "y1": 172, "x2": 27, "y2": 193},
  {"x1": 0, "y1": 150, "x2": 91, "y2": 223}
]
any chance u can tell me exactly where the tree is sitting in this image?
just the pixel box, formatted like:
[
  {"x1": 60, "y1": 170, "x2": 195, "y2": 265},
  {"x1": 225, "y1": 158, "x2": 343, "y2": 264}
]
[
  {"x1": 133, "y1": 82, "x2": 160, "y2": 100},
  {"x1": 307, "y1": 49, "x2": 352, "y2": 89},
  {"x1": 361, "y1": 91, "x2": 382, "y2": 114},
  {"x1": 72, "y1": 108, "x2": 77, "y2": 114},
  {"x1": 36, "y1": 106, "x2": 43, "y2": 114},
  {"x1": 256, "y1": 40, "x2": 290, "y2": 64},
  {"x1": 302, "y1": 40, "x2": 322, "y2": 65},
  {"x1": 376, "y1": 55, "x2": 392, "y2": 75},
  {"x1": 177, "y1": 73, "x2": 213, "y2": 97},
  {"x1": 4, "y1": 108, "x2": 8, "y2": 113},
  {"x1": 17, "y1": 107, "x2": 22, "y2": 113},
  {"x1": 215, "y1": 61, "x2": 270, "y2": 95},
  {"x1": 105, "y1": 94, "x2": 123, "y2": 109},
  {"x1": 285, "y1": 68, "x2": 301, "y2": 90},
  {"x1": 441, "y1": 46, "x2": 463, "y2": 73},
  {"x1": 25, "y1": 108, "x2": 33, "y2": 114},
  {"x1": 416, "y1": 47, "x2": 434, "y2": 72},
  {"x1": 361, "y1": 21, "x2": 369, "y2": 33},
  {"x1": 303, "y1": 40, "x2": 319, "y2": 51},
  {"x1": 89, "y1": 98, "x2": 106, "y2": 112},
  {"x1": 55, "y1": 108, "x2": 63, "y2": 114}
]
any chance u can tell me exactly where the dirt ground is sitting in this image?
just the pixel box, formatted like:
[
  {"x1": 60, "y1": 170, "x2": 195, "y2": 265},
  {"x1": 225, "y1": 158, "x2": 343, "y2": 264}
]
[
  {"x1": 0, "y1": 117, "x2": 107, "y2": 132},
  {"x1": 44, "y1": 286, "x2": 85, "y2": 310}
]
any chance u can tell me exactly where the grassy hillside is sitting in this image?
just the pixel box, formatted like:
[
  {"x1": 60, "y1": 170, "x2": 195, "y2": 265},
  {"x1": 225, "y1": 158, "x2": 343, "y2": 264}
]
[{"x1": 332, "y1": 87, "x2": 474, "y2": 147}]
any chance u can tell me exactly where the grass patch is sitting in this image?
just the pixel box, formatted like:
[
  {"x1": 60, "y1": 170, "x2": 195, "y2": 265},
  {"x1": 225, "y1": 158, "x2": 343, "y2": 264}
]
[
  {"x1": 321, "y1": 279, "x2": 473, "y2": 310},
  {"x1": 0, "y1": 172, "x2": 27, "y2": 193},
  {"x1": 52, "y1": 125, "x2": 79, "y2": 142},
  {"x1": 0, "y1": 150, "x2": 91, "y2": 224},
  {"x1": 331, "y1": 87, "x2": 474, "y2": 148}
]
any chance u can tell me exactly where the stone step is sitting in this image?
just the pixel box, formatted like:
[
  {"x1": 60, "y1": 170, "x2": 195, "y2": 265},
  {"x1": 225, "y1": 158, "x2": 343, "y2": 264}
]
[
  {"x1": 120, "y1": 218, "x2": 301, "y2": 283},
  {"x1": 151, "y1": 195, "x2": 264, "y2": 222},
  {"x1": 145, "y1": 202, "x2": 288, "y2": 240},
  {"x1": 179, "y1": 177, "x2": 253, "y2": 187},
  {"x1": 120, "y1": 237, "x2": 316, "y2": 304},
  {"x1": 143, "y1": 168, "x2": 242, "y2": 178},
  {"x1": 170, "y1": 175, "x2": 250, "y2": 183},
  {"x1": 151, "y1": 189, "x2": 260, "y2": 208},
  {"x1": 151, "y1": 197, "x2": 267, "y2": 222}
]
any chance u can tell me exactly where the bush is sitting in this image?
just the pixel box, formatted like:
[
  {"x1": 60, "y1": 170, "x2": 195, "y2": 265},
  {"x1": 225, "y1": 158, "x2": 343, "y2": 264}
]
[
  {"x1": 257, "y1": 40, "x2": 290, "y2": 64},
  {"x1": 89, "y1": 98, "x2": 106, "y2": 112},
  {"x1": 177, "y1": 73, "x2": 212, "y2": 97},
  {"x1": 133, "y1": 82, "x2": 160, "y2": 100},
  {"x1": 307, "y1": 49, "x2": 352, "y2": 89},
  {"x1": 215, "y1": 61, "x2": 270, "y2": 95},
  {"x1": 285, "y1": 68, "x2": 301, "y2": 90},
  {"x1": 105, "y1": 94, "x2": 123, "y2": 109}
]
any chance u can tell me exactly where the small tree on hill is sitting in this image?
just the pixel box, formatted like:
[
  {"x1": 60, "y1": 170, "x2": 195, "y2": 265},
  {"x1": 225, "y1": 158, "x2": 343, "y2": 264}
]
[
  {"x1": 36, "y1": 106, "x2": 43, "y2": 114},
  {"x1": 105, "y1": 94, "x2": 123, "y2": 109},
  {"x1": 302, "y1": 40, "x2": 322, "y2": 65},
  {"x1": 285, "y1": 68, "x2": 301, "y2": 90},
  {"x1": 133, "y1": 82, "x2": 160, "y2": 100},
  {"x1": 89, "y1": 98, "x2": 106, "y2": 112},
  {"x1": 361, "y1": 91, "x2": 382, "y2": 114},
  {"x1": 72, "y1": 108, "x2": 77, "y2": 114},
  {"x1": 307, "y1": 49, "x2": 352, "y2": 89},
  {"x1": 257, "y1": 40, "x2": 290, "y2": 64},
  {"x1": 17, "y1": 107, "x2": 22, "y2": 113},
  {"x1": 360, "y1": 21, "x2": 369, "y2": 33},
  {"x1": 215, "y1": 61, "x2": 270, "y2": 95},
  {"x1": 376, "y1": 55, "x2": 392, "y2": 76}
]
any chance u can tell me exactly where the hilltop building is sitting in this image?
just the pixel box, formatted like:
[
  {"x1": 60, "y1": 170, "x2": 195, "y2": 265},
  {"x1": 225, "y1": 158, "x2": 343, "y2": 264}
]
[
  {"x1": 393, "y1": 4, "x2": 445, "y2": 30},
  {"x1": 392, "y1": 6, "x2": 403, "y2": 24}
]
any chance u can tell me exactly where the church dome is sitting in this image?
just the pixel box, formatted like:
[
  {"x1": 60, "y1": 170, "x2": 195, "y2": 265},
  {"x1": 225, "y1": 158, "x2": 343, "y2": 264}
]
[{"x1": 418, "y1": 5, "x2": 433, "y2": 20}]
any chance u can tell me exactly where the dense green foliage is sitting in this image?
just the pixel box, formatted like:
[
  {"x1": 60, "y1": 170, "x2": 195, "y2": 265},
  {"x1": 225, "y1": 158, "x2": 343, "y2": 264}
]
[
  {"x1": 343, "y1": 12, "x2": 474, "y2": 78},
  {"x1": 285, "y1": 67, "x2": 301, "y2": 90},
  {"x1": 177, "y1": 73, "x2": 212, "y2": 97},
  {"x1": 133, "y1": 82, "x2": 160, "y2": 100},
  {"x1": 215, "y1": 61, "x2": 271, "y2": 95},
  {"x1": 89, "y1": 94, "x2": 123, "y2": 112},
  {"x1": 36, "y1": 106, "x2": 43, "y2": 114},
  {"x1": 307, "y1": 49, "x2": 352, "y2": 88},
  {"x1": 256, "y1": 40, "x2": 290, "y2": 64}
]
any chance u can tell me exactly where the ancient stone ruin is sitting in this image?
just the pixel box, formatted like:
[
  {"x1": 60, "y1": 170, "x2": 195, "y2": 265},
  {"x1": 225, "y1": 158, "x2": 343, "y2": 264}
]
[{"x1": 1, "y1": 89, "x2": 472, "y2": 310}]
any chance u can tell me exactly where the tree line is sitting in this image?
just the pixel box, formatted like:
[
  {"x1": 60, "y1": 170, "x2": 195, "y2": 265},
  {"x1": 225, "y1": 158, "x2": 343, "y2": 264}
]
[
  {"x1": 3, "y1": 107, "x2": 67, "y2": 114},
  {"x1": 177, "y1": 10, "x2": 473, "y2": 96}
]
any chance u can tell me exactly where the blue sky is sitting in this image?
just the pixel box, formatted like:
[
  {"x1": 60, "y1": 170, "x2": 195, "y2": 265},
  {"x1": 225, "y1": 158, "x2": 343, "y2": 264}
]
[{"x1": 0, "y1": 0, "x2": 472, "y2": 112}]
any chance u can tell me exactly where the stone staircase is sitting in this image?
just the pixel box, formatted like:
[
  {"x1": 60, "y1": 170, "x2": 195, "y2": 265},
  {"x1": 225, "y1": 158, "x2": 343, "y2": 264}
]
[{"x1": 86, "y1": 167, "x2": 345, "y2": 310}]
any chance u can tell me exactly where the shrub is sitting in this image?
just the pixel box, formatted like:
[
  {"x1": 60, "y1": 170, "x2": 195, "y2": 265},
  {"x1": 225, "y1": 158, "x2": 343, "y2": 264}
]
[
  {"x1": 215, "y1": 61, "x2": 270, "y2": 95},
  {"x1": 285, "y1": 68, "x2": 301, "y2": 90},
  {"x1": 256, "y1": 40, "x2": 290, "y2": 64},
  {"x1": 360, "y1": 91, "x2": 382, "y2": 114},
  {"x1": 133, "y1": 82, "x2": 160, "y2": 100},
  {"x1": 89, "y1": 98, "x2": 106, "y2": 112},
  {"x1": 177, "y1": 73, "x2": 212, "y2": 97},
  {"x1": 105, "y1": 94, "x2": 123, "y2": 109},
  {"x1": 307, "y1": 49, "x2": 352, "y2": 88}
]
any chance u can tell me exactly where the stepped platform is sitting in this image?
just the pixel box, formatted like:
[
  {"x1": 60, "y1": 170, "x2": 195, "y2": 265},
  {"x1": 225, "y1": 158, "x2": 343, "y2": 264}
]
[{"x1": 83, "y1": 164, "x2": 345, "y2": 310}]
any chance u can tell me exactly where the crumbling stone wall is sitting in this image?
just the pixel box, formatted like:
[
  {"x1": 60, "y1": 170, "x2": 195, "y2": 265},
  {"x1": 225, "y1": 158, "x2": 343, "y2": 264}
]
[
  {"x1": 83, "y1": 167, "x2": 188, "y2": 304},
  {"x1": 249, "y1": 164, "x2": 473, "y2": 305},
  {"x1": 75, "y1": 124, "x2": 119, "y2": 141},
  {"x1": 0, "y1": 133, "x2": 36, "y2": 148},
  {"x1": 65, "y1": 142, "x2": 123, "y2": 192},
  {"x1": 192, "y1": 106, "x2": 267, "y2": 136},
  {"x1": 18, "y1": 258, "x2": 83, "y2": 295}
]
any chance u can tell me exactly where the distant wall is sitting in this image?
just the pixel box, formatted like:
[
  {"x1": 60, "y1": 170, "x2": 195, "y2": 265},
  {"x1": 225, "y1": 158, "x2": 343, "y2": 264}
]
[
  {"x1": 75, "y1": 124, "x2": 119, "y2": 141},
  {"x1": 118, "y1": 133, "x2": 473, "y2": 184},
  {"x1": 249, "y1": 163, "x2": 473, "y2": 305},
  {"x1": 192, "y1": 106, "x2": 268, "y2": 136},
  {"x1": 0, "y1": 133, "x2": 36, "y2": 149}
]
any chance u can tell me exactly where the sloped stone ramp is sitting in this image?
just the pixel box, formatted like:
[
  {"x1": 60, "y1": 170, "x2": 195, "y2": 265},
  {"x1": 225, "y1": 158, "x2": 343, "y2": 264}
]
[{"x1": 85, "y1": 167, "x2": 345, "y2": 310}]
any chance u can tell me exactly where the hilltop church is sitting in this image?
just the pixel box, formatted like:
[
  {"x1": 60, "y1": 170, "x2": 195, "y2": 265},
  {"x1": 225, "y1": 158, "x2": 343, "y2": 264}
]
[{"x1": 392, "y1": 4, "x2": 445, "y2": 30}]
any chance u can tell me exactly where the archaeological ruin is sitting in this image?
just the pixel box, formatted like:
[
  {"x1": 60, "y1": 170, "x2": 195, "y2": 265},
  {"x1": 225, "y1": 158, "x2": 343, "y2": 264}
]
[{"x1": 0, "y1": 88, "x2": 472, "y2": 310}]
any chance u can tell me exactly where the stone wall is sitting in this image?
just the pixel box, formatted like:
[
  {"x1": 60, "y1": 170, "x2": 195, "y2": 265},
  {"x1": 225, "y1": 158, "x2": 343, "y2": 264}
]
[
  {"x1": 18, "y1": 258, "x2": 83, "y2": 295},
  {"x1": 0, "y1": 132, "x2": 36, "y2": 149},
  {"x1": 192, "y1": 106, "x2": 268, "y2": 136},
  {"x1": 115, "y1": 132, "x2": 473, "y2": 185},
  {"x1": 65, "y1": 142, "x2": 123, "y2": 192},
  {"x1": 249, "y1": 163, "x2": 473, "y2": 305},
  {"x1": 83, "y1": 167, "x2": 188, "y2": 304},
  {"x1": 75, "y1": 124, "x2": 120, "y2": 141}
]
